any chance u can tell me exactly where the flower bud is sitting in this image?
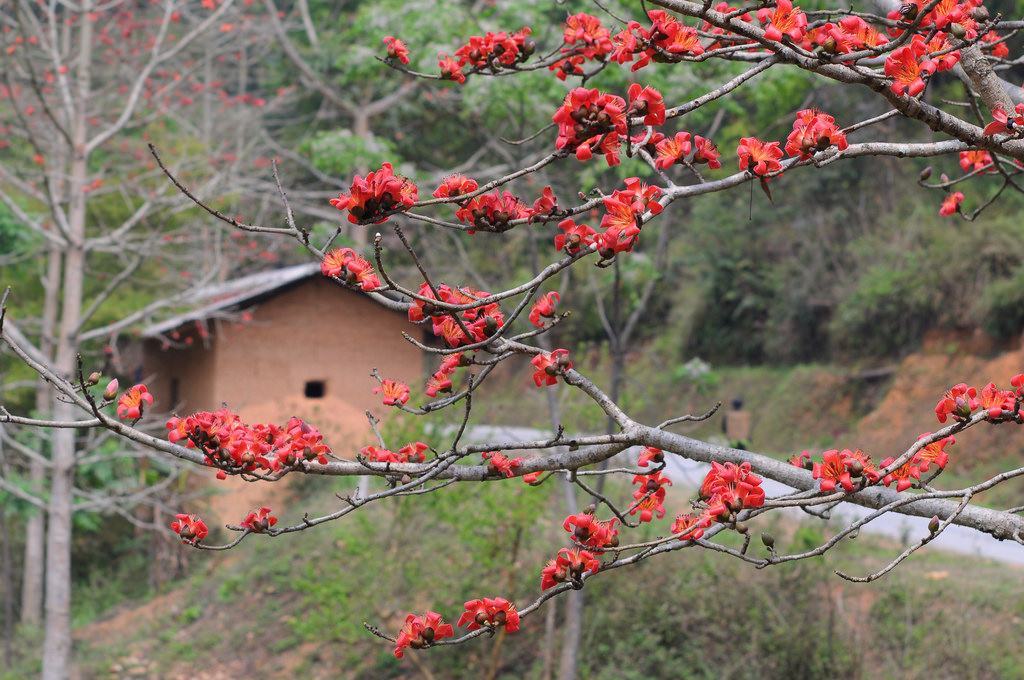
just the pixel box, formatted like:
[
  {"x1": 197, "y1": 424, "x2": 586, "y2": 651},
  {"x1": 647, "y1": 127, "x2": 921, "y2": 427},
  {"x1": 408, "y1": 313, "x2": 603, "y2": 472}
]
[
  {"x1": 970, "y1": 5, "x2": 989, "y2": 21},
  {"x1": 928, "y1": 515, "x2": 940, "y2": 534},
  {"x1": 919, "y1": 166, "x2": 932, "y2": 181},
  {"x1": 761, "y1": 532, "x2": 775, "y2": 549},
  {"x1": 103, "y1": 378, "x2": 119, "y2": 400},
  {"x1": 87, "y1": 371, "x2": 101, "y2": 386},
  {"x1": 950, "y1": 22, "x2": 966, "y2": 38},
  {"x1": 421, "y1": 627, "x2": 434, "y2": 643},
  {"x1": 734, "y1": 521, "x2": 748, "y2": 534}
]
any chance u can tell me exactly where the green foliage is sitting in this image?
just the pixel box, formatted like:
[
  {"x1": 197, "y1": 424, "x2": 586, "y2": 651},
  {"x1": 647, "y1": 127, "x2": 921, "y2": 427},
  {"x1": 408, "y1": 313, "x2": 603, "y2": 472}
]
[{"x1": 981, "y1": 264, "x2": 1024, "y2": 338}]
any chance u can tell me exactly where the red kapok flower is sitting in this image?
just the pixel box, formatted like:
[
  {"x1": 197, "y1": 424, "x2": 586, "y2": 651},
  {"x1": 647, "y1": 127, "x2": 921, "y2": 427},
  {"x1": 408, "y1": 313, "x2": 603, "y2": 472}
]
[
  {"x1": 399, "y1": 441, "x2": 429, "y2": 464},
  {"x1": 563, "y1": 511, "x2": 619, "y2": 549},
  {"x1": 627, "y1": 83, "x2": 666, "y2": 125},
  {"x1": 979, "y1": 382, "x2": 1015, "y2": 419},
  {"x1": 884, "y1": 36, "x2": 936, "y2": 97},
  {"x1": 785, "y1": 109, "x2": 848, "y2": 159},
  {"x1": 240, "y1": 506, "x2": 277, "y2": 533},
  {"x1": 432, "y1": 174, "x2": 478, "y2": 199},
  {"x1": 438, "y1": 53, "x2": 466, "y2": 83},
  {"x1": 983, "y1": 103, "x2": 1024, "y2": 136},
  {"x1": 376, "y1": 379, "x2": 411, "y2": 406},
  {"x1": 655, "y1": 131, "x2": 692, "y2": 169},
  {"x1": 541, "y1": 548, "x2": 600, "y2": 589},
  {"x1": 737, "y1": 137, "x2": 784, "y2": 176},
  {"x1": 879, "y1": 457, "x2": 921, "y2": 492},
  {"x1": 630, "y1": 471, "x2": 673, "y2": 522},
  {"x1": 531, "y1": 349, "x2": 572, "y2": 387},
  {"x1": 959, "y1": 150, "x2": 994, "y2": 173},
  {"x1": 554, "y1": 218, "x2": 597, "y2": 254},
  {"x1": 529, "y1": 291, "x2": 561, "y2": 327},
  {"x1": 394, "y1": 611, "x2": 454, "y2": 658},
  {"x1": 812, "y1": 449, "x2": 855, "y2": 492},
  {"x1": 458, "y1": 597, "x2": 520, "y2": 632},
  {"x1": 757, "y1": 0, "x2": 808, "y2": 43},
  {"x1": 672, "y1": 512, "x2": 712, "y2": 540},
  {"x1": 638, "y1": 447, "x2": 664, "y2": 467},
  {"x1": 170, "y1": 513, "x2": 208, "y2": 544},
  {"x1": 700, "y1": 461, "x2": 765, "y2": 518},
  {"x1": 383, "y1": 36, "x2": 410, "y2": 64},
  {"x1": 982, "y1": 30, "x2": 1009, "y2": 58},
  {"x1": 939, "y1": 191, "x2": 964, "y2": 216},
  {"x1": 913, "y1": 433, "x2": 955, "y2": 472},
  {"x1": 482, "y1": 451, "x2": 524, "y2": 478},
  {"x1": 320, "y1": 247, "x2": 380, "y2": 291},
  {"x1": 116, "y1": 384, "x2": 154, "y2": 420},
  {"x1": 552, "y1": 87, "x2": 628, "y2": 165},
  {"x1": 935, "y1": 383, "x2": 978, "y2": 422},
  {"x1": 692, "y1": 135, "x2": 722, "y2": 168},
  {"x1": 329, "y1": 162, "x2": 418, "y2": 224}
]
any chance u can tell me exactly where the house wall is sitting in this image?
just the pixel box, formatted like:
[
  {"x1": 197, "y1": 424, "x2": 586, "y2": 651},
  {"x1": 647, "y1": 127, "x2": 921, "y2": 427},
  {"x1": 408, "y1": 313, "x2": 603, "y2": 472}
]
[{"x1": 142, "y1": 277, "x2": 425, "y2": 441}]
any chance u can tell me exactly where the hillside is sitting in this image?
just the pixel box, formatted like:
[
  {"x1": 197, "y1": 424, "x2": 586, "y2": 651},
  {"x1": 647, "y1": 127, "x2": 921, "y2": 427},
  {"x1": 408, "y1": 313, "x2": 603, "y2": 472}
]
[{"x1": 44, "y1": 341, "x2": 1024, "y2": 679}]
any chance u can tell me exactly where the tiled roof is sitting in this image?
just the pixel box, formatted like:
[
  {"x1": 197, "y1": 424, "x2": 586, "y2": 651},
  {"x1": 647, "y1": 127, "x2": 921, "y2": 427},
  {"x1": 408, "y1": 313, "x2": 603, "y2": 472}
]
[{"x1": 140, "y1": 263, "x2": 320, "y2": 338}]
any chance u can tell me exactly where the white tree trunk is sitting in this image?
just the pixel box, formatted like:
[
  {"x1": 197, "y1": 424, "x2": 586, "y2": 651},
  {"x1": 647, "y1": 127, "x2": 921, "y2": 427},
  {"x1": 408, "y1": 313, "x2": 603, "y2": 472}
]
[{"x1": 20, "y1": 245, "x2": 60, "y2": 626}]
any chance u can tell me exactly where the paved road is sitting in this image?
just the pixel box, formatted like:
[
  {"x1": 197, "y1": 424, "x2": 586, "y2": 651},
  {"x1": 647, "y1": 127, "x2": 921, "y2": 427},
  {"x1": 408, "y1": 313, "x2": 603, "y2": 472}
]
[{"x1": 464, "y1": 425, "x2": 1024, "y2": 566}]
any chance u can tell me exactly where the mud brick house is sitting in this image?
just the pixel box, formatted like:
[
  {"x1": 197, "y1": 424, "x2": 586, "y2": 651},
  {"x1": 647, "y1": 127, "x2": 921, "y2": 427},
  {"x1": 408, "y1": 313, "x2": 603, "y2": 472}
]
[{"x1": 135, "y1": 263, "x2": 427, "y2": 445}]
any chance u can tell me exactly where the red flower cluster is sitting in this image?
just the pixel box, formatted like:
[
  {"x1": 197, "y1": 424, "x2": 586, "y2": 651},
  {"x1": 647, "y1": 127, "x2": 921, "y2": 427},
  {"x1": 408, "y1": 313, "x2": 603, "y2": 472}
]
[
  {"x1": 811, "y1": 448, "x2": 880, "y2": 492},
  {"x1": 394, "y1": 611, "x2": 454, "y2": 658},
  {"x1": 482, "y1": 451, "x2": 524, "y2": 478},
  {"x1": 375, "y1": 378, "x2": 411, "y2": 406},
  {"x1": 785, "y1": 109, "x2": 848, "y2": 159},
  {"x1": 959, "y1": 150, "x2": 994, "y2": 173},
  {"x1": 596, "y1": 178, "x2": 663, "y2": 259},
  {"x1": 438, "y1": 54, "x2": 465, "y2": 83},
  {"x1": 458, "y1": 597, "x2": 520, "y2": 632},
  {"x1": 426, "y1": 352, "x2": 468, "y2": 397},
  {"x1": 638, "y1": 446, "x2": 665, "y2": 467},
  {"x1": 361, "y1": 441, "x2": 429, "y2": 464},
  {"x1": 554, "y1": 218, "x2": 597, "y2": 255},
  {"x1": 541, "y1": 548, "x2": 601, "y2": 589},
  {"x1": 553, "y1": 87, "x2": 628, "y2": 165},
  {"x1": 939, "y1": 191, "x2": 964, "y2": 216},
  {"x1": 809, "y1": 16, "x2": 887, "y2": 55},
  {"x1": 454, "y1": 27, "x2": 533, "y2": 70},
  {"x1": 655, "y1": 131, "x2": 722, "y2": 170},
  {"x1": 884, "y1": 36, "x2": 936, "y2": 97},
  {"x1": 630, "y1": 471, "x2": 672, "y2": 523},
  {"x1": 529, "y1": 291, "x2": 561, "y2": 327},
  {"x1": 320, "y1": 247, "x2": 380, "y2": 292},
  {"x1": 737, "y1": 137, "x2": 784, "y2": 176},
  {"x1": 757, "y1": 0, "x2": 809, "y2": 44},
  {"x1": 627, "y1": 83, "x2": 666, "y2": 125},
  {"x1": 913, "y1": 433, "x2": 956, "y2": 472},
  {"x1": 671, "y1": 512, "x2": 712, "y2": 541},
  {"x1": 699, "y1": 461, "x2": 766, "y2": 519},
  {"x1": 885, "y1": 0, "x2": 979, "y2": 36},
  {"x1": 531, "y1": 349, "x2": 572, "y2": 387},
  {"x1": 382, "y1": 36, "x2": 410, "y2": 64},
  {"x1": 552, "y1": 13, "x2": 614, "y2": 79},
  {"x1": 432, "y1": 174, "x2": 478, "y2": 199},
  {"x1": 408, "y1": 283, "x2": 505, "y2": 347},
  {"x1": 329, "y1": 162, "x2": 418, "y2": 224},
  {"x1": 166, "y1": 410, "x2": 331, "y2": 478},
  {"x1": 240, "y1": 506, "x2": 277, "y2": 533},
  {"x1": 613, "y1": 10, "x2": 706, "y2": 72},
  {"x1": 934, "y1": 383, "x2": 978, "y2": 422},
  {"x1": 983, "y1": 103, "x2": 1024, "y2": 136},
  {"x1": 116, "y1": 383, "x2": 154, "y2": 420},
  {"x1": 982, "y1": 30, "x2": 1009, "y2": 58},
  {"x1": 455, "y1": 190, "x2": 532, "y2": 232},
  {"x1": 563, "y1": 510, "x2": 619, "y2": 549},
  {"x1": 170, "y1": 513, "x2": 208, "y2": 545}
]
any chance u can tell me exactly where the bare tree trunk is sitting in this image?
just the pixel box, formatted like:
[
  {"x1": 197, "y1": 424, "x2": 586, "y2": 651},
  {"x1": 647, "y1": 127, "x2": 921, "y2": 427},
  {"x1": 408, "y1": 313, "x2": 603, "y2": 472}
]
[
  {"x1": 1, "y1": 492, "x2": 14, "y2": 666},
  {"x1": 42, "y1": 12, "x2": 91, "y2": 676},
  {"x1": 20, "y1": 245, "x2": 60, "y2": 626}
]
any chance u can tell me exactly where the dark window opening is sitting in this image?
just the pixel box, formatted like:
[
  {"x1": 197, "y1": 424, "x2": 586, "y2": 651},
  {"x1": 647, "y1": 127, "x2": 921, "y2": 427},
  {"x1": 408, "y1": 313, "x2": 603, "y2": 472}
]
[{"x1": 304, "y1": 380, "x2": 326, "y2": 399}]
